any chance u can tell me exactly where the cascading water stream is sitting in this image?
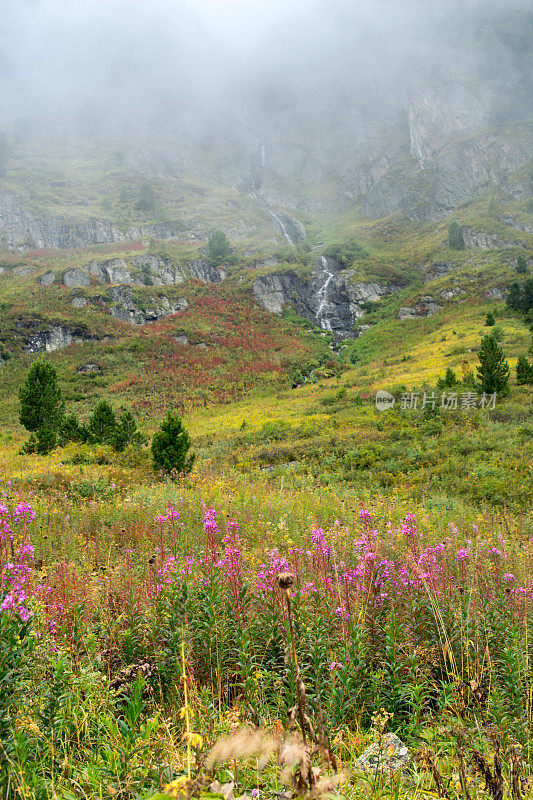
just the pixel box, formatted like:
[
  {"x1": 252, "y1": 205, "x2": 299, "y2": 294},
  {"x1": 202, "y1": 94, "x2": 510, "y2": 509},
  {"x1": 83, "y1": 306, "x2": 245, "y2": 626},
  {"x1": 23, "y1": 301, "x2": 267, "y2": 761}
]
[
  {"x1": 268, "y1": 210, "x2": 294, "y2": 245},
  {"x1": 316, "y1": 256, "x2": 334, "y2": 332}
]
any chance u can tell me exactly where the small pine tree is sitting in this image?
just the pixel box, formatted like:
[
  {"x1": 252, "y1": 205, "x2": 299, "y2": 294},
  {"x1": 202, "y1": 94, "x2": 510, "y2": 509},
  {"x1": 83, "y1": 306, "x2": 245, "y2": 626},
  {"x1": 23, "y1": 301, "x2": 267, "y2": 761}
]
[
  {"x1": 485, "y1": 312, "x2": 495, "y2": 326},
  {"x1": 59, "y1": 413, "x2": 87, "y2": 445},
  {"x1": 113, "y1": 409, "x2": 145, "y2": 452},
  {"x1": 135, "y1": 181, "x2": 156, "y2": 213},
  {"x1": 19, "y1": 360, "x2": 65, "y2": 435},
  {"x1": 477, "y1": 334, "x2": 510, "y2": 395},
  {"x1": 516, "y1": 354, "x2": 533, "y2": 385},
  {"x1": 87, "y1": 400, "x2": 117, "y2": 445},
  {"x1": 437, "y1": 367, "x2": 458, "y2": 390},
  {"x1": 151, "y1": 413, "x2": 195, "y2": 475},
  {"x1": 516, "y1": 255, "x2": 527, "y2": 274},
  {"x1": 507, "y1": 281, "x2": 523, "y2": 311},
  {"x1": 448, "y1": 221, "x2": 465, "y2": 250},
  {"x1": 206, "y1": 230, "x2": 234, "y2": 266}
]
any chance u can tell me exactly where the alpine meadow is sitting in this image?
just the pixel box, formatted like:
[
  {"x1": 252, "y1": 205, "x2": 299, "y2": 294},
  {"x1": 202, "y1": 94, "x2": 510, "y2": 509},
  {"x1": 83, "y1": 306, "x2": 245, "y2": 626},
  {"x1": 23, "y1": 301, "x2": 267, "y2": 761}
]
[{"x1": 0, "y1": 1, "x2": 533, "y2": 798}]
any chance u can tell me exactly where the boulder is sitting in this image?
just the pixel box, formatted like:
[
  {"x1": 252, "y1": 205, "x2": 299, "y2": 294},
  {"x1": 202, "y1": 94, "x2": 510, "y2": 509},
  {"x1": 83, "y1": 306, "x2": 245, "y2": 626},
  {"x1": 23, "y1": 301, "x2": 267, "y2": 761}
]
[
  {"x1": 356, "y1": 733, "x2": 410, "y2": 774},
  {"x1": 485, "y1": 287, "x2": 504, "y2": 300},
  {"x1": 63, "y1": 268, "x2": 90, "y2": 288},
  {"x1": 77, "y1": 363, "x2": 100, "y2": 374},
  {"x1": 40, "y1": 271, "x2": 56, "y2": 285},
  {"x1": 101, "y1": 258, "x2": 132, "y2": 285}
]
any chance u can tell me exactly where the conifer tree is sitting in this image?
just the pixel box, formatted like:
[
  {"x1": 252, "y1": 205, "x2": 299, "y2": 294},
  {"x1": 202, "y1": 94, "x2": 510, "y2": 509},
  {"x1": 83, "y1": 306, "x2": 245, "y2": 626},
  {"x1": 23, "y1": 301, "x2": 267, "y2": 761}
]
[
  {"x1": 19, "y1": 360, "x2": 64, "y2": 435},
  {"x1": 516, "y1": 354, "x2": 533, "y2": 385},
  {"x1": 113, "y1": 409, "x2": 145, "y2": 452},
  {"x1": 485, "y1": 312, "x2": 495, "y2": 326},
  {"x1": 151, "y1": 412, "x2": 195, "y2": 475},
  {"x1": 87, "y1": 400, "x2": 117, "y2": 445},
  {"x1": 477, "y1": 334, "x2": 510, "y2": 395},
  {"x1": 448, "y1": 221, "x2": 465, "y2": 250}
]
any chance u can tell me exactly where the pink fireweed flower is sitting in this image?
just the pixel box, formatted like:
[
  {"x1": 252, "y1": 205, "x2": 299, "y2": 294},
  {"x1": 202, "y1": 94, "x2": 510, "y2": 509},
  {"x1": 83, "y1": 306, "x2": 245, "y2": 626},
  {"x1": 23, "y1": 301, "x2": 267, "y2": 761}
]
[{"x1": 359, "y1": 504, "x2": 372, "y2": 524}]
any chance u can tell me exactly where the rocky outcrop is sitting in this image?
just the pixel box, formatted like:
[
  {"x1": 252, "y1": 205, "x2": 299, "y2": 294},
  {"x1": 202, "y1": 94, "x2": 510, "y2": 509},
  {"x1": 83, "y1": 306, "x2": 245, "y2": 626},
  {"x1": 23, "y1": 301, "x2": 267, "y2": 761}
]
[
  {"x1": 132, "y1": 253, "x2": 185, "y2": 285},
  {"x1": 186, "y1": 260, "x2": 227, "y2": 283},
  {"x1": 40, "y1": 271, "x2": 56, "y2": 285},
  {"x1": 341, "y1": 85, "x2": 531, "y2": 221},
  {"x1": 25, "y1": 325, "x2": 89, "y2": 353},
  {"x1": 253, "y1": 271, "x2": 312, "y2": 315},
  {"x1": 485, "y1": 287, "x2": 504, "y2": 299},
  {"x1": 63, "y1": 268, "x2": 90, "y2": 288},
  {"x1": 423, "y1": 262, "x2": 456, "y2": 283},
  {"x1": 108, "y1": 286, "x2": 188, "y2": 325},
  {"x1": 253, "y1": 258, "x2": 397, "y2": 338},
  {"x1": 398, "y1": 297, "x2": 442, "y2": 320},
  {"x1": 0, "y1": 190, "x2": 187, "y2": 253},
  {"x1": 268, "y1": 210, "x2": 306, "y2": 245},
  {"x1": 13, "y1": 266, "x2": 35, "y2": 277},
  {"x1": 77, "y1": 363, "x2": 100, "y2": 373},
  {"x1": 461, "y1": 227, "x2": 518, "y2": 249}
]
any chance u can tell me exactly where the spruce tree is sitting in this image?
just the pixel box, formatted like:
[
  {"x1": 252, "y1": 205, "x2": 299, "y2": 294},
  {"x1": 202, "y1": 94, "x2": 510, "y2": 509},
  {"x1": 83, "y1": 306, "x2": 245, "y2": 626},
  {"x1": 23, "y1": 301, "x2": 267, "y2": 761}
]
[
  {"x1": 485, "y1": 312, "x2": 495, "y2": 326},
  {"x1": 87, "y1": 400, "x2": 117, "y2": 445},
  {"x1": 507, "y1": 282, "x2": 523, "y2": 311},
  {"x1": 113, "y1": 409, "x2": 145, "y2": 452},
  {"x1": 477, "y1": 334, "x2": 510, "y2": 395},
  {"x1": 19, "y1": 360, "x2": 64, "y2": 435},
  {"x1": 516, "y1": 354, "x2": 533, "y2": 385},
  {"x1": 151, "y1": 412, "x2": 195, "y2": 475},
  {"x1": 206, "y1": 230, "x2": 235, "y2": 266},
  {"x1": 448, "y1": 221, "x2": 465, "y2": 250}
]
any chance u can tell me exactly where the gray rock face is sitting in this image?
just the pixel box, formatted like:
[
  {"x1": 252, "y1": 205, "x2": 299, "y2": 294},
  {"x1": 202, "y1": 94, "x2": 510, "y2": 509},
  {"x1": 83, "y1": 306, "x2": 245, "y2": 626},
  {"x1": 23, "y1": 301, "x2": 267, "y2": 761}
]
[
  {"x1": 499, "y1": 215, "x2": 533, "y2": 234},
  {"x1": 186, "y1": 260, "x2": 226, "y2": 283},
  {"x1": 423, "y1": 262, "x2": 456, "y2": 283},
  {"x1": 63, "y1": 268, "x2": 90, "y2": 288},
  {"x1": 268, "y1": 210, "x2": 306, "y2": 244},
  {"x1": 108, "y1": 285, "x2": 188, "y2": 325},
  {"x1": 439, "y1": 287, "x2": 462, "y2": 300},
  {"x1": 132, "y1": 253, "x2": 185, "y2": 285},
  {"x1": 398, "y1": 300, "x2": 442, "y2": 320},
  {"x1": 13, "y1": 266, "x2": 35, "y2": 277},
  {"x1": 253, "y1": 259, "x2": 391, "y2": 339},
  {"x1": 356, "y1": 733, "x2": 410, "y2": 774},
  {"x1": 342, "y1": 85, "x2": 531, "y2": 221},
  {"x1": 70, "y1": 296, "x2": 87, "y2": 308},
  {"x1": 485, "y1": 287, "x2": 504, "y2": 299},
  {"x1": 40, "y1": 271, "x2": 56, "y2": 285},
  {"x1": 461, "y1": 227, "x2": 517, "y2": 249},
  {"x1": 0, "y1": 189, "x2": 186, "y2": 253},
  {"x1": 26, "y1": 325, "x2": 80, "y2": 353},
  {"x1": 101, "y1": 259, "x2": 132, "y2": 285},
  {"x1": 347, "y1": 281, "x2": 398, "y2": 319}
]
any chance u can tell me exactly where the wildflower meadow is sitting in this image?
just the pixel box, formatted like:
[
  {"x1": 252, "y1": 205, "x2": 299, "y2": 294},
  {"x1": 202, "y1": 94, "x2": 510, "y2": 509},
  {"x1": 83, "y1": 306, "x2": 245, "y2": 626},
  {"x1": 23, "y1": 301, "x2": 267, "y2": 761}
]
[{"x1": 2, "y1": 477, "x2": 532, "y2": 799}]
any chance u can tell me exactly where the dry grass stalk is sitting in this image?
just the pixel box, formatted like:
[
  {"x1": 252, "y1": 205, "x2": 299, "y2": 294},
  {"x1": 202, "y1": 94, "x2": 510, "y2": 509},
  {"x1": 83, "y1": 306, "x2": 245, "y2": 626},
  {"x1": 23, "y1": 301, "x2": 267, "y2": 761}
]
[{"x1": 205, "y1": 727, "x2": 275, "y2": 771}]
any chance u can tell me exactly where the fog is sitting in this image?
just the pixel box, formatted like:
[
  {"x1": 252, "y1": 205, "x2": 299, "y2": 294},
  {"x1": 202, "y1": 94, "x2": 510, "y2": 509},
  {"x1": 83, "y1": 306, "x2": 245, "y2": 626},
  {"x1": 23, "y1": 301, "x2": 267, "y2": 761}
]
[{"x1": 0, "y1": 0, "x2": 530, "y2": 143}]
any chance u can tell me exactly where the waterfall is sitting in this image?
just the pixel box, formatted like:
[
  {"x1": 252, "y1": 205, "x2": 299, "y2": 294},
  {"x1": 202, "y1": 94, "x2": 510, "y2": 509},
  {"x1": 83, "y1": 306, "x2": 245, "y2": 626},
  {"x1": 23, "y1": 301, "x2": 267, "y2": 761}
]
[
  {"x1": 316, "y1": 256, "x2": 334, "y2": 332},
  {"x1": 268, "y1": 210, "x2": 294, "y2": 246}
]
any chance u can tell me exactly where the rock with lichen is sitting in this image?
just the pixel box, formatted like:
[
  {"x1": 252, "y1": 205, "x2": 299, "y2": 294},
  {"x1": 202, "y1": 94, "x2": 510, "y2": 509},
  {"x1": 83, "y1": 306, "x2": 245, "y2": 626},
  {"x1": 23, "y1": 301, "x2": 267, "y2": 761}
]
[{"x1": 356, "y1": 733, "x2": 410, "y2": 773}]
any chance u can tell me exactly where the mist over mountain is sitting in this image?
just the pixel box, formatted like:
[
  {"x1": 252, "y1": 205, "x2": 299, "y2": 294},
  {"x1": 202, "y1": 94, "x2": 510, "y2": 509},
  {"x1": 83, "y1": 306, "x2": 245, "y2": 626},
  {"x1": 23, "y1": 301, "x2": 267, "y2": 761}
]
[{"x1": 0, "y1": 0, "x2": 531, "y2": 232}]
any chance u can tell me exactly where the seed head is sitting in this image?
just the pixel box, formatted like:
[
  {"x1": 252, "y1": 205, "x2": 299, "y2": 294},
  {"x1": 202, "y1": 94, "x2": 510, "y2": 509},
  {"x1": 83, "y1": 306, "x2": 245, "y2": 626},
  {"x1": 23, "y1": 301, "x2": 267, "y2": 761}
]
[{"x1": 277, "y1": 572, "x2": 295, "y2": 590}]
